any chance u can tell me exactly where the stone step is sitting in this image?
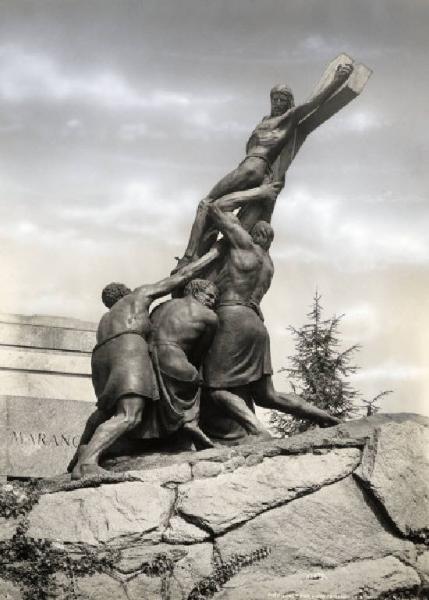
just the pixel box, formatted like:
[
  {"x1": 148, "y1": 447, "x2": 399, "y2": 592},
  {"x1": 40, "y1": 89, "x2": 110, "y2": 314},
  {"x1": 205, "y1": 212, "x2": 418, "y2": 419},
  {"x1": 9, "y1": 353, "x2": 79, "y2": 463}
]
[
  {"x1": 0, "y1": 313, "x2": 97, "y2": 331},
  {"x1": 0, "y1": 370, "x2": 94, "y2": 402},
  {"x1": 0, "y1": 346, "x2": 91, "y2": 375},
  {"x1": 0, "y1": 321, "x2": 96, "y2": 352}
]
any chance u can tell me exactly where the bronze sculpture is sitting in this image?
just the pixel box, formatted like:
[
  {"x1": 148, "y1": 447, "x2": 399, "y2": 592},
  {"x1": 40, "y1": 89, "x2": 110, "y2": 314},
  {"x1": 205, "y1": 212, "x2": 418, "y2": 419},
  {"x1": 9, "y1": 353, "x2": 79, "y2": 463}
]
[
  {"x1": 178, "y1": 63, "x2": 354, "y2": 265},
  {"x1": 70, "y1": 252, "x2": 218, "y2": 479},
  {"x1": 71, "y1": 54, "x2": 372, "y2": 473}
]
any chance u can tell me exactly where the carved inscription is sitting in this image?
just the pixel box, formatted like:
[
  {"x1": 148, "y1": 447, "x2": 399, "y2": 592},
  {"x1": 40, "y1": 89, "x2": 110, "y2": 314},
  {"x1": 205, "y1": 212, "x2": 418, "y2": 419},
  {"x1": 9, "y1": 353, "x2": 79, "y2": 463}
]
[{"x1": 10, "y1": 431, "x2": 79, "y2": 448}]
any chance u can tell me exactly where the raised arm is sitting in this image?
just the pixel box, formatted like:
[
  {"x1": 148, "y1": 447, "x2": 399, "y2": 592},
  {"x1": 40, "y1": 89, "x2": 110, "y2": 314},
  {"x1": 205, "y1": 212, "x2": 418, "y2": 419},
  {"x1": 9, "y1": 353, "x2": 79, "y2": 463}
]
[
  {"x1": 214, "y1": 182, "x2": 282, "y2": 213},
  {"x1": 135, "y1": 244, "x2": 221, "y2": 301},
  {"x1": 284, "y1": 63, "x2": 354, "y2": 125},
  {"x1": 207, "y1": 203, "x2": 253, "y2": 249}
]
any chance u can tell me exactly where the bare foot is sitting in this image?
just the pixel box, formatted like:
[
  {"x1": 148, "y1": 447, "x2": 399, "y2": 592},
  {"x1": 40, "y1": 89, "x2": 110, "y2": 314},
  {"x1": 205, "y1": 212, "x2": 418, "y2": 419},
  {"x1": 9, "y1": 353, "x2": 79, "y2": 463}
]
[
  {"x1": 71, "y1": 463, "x2": 83, "y2": 480},
  {"x1": 80, "y1": 463, "x2": 111, "y2": 478},
  {"x1": 248, "y1": 431, "x2": 273, "y2": 442},
  {"x1": 182, "y1": 423, "x2": 216, "y2": 449}
]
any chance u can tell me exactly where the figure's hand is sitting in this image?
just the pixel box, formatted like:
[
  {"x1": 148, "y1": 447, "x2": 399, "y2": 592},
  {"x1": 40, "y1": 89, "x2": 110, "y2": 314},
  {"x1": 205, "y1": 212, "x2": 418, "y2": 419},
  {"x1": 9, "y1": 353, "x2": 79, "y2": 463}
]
[
  {"x1": 198, "y1": 197, "x2": 212, "y2": 211},
  {"x1": 334, "y1": 63, "x2": 353, "y2": 84},
  {"x1": 261, "y1": 181, "x2": 283, "y2": 202}
]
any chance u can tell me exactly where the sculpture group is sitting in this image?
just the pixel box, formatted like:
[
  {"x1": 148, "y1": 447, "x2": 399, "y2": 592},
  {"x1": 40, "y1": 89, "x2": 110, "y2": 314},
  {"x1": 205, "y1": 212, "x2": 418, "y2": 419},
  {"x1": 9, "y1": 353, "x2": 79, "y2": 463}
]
[{"x1": 69, "y1": 54, "x2": 371, "y2": 479}]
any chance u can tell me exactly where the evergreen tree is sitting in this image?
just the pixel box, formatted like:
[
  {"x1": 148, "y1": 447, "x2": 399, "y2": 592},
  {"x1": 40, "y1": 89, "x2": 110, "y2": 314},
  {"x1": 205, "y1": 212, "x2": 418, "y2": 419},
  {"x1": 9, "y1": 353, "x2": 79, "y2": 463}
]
[{"x1": 270, "y1": 291, "x2": 361, "y2": 437}]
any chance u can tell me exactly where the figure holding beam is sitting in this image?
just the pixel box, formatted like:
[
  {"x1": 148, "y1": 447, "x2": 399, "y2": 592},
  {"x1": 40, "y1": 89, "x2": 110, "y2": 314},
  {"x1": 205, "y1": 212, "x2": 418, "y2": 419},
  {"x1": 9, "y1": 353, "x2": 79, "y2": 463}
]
[
  {"x1": 177, "y1": 61, "x2": 354, "y2": 265},
  {"x1": 176, "y1": 54, "x2": 371, "y2": 266}
]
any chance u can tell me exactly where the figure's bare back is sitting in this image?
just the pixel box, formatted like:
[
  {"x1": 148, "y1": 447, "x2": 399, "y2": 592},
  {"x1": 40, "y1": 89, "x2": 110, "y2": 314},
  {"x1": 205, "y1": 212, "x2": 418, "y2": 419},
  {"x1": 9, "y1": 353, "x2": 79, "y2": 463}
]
[
  {"x1": 218, "y1": 244, "x2": 273, "y2": 305},
  {"x1": 96, "y1": 291, "x2": 153, "y2": 344},
  {"x1": 151, "y1": 297, "x2": 216, "y2": 352}
]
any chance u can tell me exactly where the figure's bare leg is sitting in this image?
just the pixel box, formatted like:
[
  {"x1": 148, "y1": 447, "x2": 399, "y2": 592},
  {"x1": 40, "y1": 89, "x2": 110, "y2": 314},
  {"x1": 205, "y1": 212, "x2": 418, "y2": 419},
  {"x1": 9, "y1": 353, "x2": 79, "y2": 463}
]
[
  {"x1": 208, "y1": 157, "x2": 268, "y2": 201},
  {"x1": 67, "y1": 409, "x2": 108, "y2": 473},
  {"x1": 179, "y1": 157, "x2": 268, "y2": 263},
  {"x1": 209, "y1": 388, "x2": 271, "y2": 436},
  {"x1": 251, "y1": 376, "x2": 340, "y2": 427},
  {"x1": 182, "y1": 422, "x2": 216, "y2": 449},
  {"x1": 73, "y1": 395, "x2": 145, "y2": 479}
]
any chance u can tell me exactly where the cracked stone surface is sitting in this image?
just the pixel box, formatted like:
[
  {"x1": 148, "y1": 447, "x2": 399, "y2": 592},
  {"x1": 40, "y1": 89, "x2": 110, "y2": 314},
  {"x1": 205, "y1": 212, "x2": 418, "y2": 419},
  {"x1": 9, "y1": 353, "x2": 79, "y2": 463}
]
[
  {"x1": 216, "y1": 476, "x2": 417, "y2": 577},
  {"x1": 416, "y1": 550, "x2": 429, "y2": 587},
  {"x1": 27, "y1": 481, "x2": 174, "y2": 544},
  {"x1": 74, "y1": 574, "x2": 128, "y2": 600},
  {"x1": 213, "y1": 556, "x2": 421, "y2": 600},
  {"x1": 355, "y1": 421, "x2": 429, "y2": 540},
  {"x1": 177, "y1": 448, "x2": 361, "y2": 534},
  {"x1": 3, "y1": 414, "x2": 427, "y2": 600},
  {"x1": 163, "y1": 515, "x2": 210, "y2": 543},
  {"x1": 127, "y1": 462, "x2": 192, "y2": 485},
  {"x1": 0, "y1": 517, "x2": 18, "y2": 541},
  {"x1": 0, "y1": 578, "x2": 22, "y2": 600}
]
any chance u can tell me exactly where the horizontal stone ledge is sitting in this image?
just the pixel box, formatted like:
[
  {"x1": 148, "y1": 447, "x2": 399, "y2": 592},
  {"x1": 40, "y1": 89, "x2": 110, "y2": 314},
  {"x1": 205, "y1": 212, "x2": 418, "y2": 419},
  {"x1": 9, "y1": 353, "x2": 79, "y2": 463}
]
[
  {"x1": 0, "y1": 371, "x2": 94, "y2": 402},
  {"x1": 0, "y1": 346, "x2": 91, "y2": 376},
  {"x1": 0, "y1": 322, "x2": 96, "y2": 353},
  {"x1": 0, "y1": 313, "x2": 97, "y2": 331}
]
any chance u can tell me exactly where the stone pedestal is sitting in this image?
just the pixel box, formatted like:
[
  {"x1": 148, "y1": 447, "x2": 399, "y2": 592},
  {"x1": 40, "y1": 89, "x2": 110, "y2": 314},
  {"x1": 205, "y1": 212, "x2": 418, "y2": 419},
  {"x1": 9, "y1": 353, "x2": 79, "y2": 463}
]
[
  {"x1": 0, "y1": 414, "x2": 427, "y2": 599},
  {"x1": 0, "y1": 313, "x2": 97, "y2": 479}
]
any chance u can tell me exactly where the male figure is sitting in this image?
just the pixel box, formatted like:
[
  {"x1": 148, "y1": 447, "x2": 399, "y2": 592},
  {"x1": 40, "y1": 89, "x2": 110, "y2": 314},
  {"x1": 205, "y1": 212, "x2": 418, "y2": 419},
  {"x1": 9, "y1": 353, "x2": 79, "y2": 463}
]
[
  {"x1": 144, "y1": 278, "x2": 219, "y2": 448},
  {"x1": 179, "y1": 63, "x2": 353, "y2": 264},
  {"x1": 200, "y1": 190, "x2": 340, "y2": 440},
  {"x1": 69, "y1": 250, "x2": 218, "y2": 479}
]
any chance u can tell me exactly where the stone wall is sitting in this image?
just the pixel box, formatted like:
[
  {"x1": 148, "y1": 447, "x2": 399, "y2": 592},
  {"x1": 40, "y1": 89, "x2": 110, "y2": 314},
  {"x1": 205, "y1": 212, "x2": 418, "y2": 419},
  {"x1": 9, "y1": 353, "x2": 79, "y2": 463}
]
[
  {"x1": 0, "y1": 413, "x2": 428, "y2": 599},
  {"x1": 0, "y1": 313, "x2": 97, "y2": 479}
]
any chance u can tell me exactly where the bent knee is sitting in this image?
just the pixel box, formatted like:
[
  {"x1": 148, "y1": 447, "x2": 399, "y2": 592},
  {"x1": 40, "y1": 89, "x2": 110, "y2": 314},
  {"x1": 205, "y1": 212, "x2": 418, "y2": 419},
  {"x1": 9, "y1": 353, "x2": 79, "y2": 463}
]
[{"x1": 243, "y1": 159, "x2": 267, "y2": 185}]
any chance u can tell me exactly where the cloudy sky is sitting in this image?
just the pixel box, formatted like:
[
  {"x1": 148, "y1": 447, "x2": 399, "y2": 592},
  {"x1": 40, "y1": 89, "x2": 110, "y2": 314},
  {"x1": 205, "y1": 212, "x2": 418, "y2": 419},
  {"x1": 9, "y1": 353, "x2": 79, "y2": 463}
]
[{"x1": 1, "y1": 0, "x2": 428, "y2": 416}]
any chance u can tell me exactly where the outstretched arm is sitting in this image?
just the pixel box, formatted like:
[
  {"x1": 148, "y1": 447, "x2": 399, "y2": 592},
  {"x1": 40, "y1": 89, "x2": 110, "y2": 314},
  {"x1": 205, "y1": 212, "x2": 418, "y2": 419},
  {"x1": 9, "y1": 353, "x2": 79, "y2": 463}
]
[
  {"x1": 285, "y1": 64, "x2": 354, "y2": 125},
  {"x1": 135, "y1": 245, "x2": 220, "y2": 301},
  {"x1": 207, "y1": 203, "x2": 253, "y2": 249},
  {"x1": 213, "y1": 182, "x2": 282, "y2": 213}
]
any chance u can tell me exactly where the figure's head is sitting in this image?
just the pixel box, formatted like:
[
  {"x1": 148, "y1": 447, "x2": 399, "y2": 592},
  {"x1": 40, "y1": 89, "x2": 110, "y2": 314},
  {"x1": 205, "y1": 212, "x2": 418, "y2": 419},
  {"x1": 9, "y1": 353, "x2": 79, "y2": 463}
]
[
  {"x1": 184, "y1": 279, "x2": 218, "y2": 309},
  {"x1": 270, "y1": 84, "x2": 295, "y2": 116},
  {"x1": 251, "y1": 221, "x2": 274, "y2": 250},
  {"x1": 101, "y1": 282, "x2": 132, "y2": 308}
]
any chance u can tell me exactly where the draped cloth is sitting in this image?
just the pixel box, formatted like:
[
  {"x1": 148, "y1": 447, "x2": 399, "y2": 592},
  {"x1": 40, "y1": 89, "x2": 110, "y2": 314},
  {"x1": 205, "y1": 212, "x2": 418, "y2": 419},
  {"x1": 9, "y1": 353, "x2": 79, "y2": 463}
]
[
  {"x1": 91, "y1": 331, "x2": 159, "y2": 415},
  {"x1": 203, "y1": 302, "x2": 273, "y2": 388},
  {"x1": 131, "y1": 343, "x2": 201, "y2": 439}
]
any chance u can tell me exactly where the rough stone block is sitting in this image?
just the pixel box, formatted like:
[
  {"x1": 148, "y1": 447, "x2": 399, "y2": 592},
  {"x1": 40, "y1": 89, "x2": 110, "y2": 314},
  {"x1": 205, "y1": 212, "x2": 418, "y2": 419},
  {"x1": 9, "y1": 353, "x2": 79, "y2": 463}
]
[
  {"x1": 163, "y1": 516, "x2": 210, "y2": 544},
  {"x1": 215, "y1": 556, "x2": 420, "y2": 600},
  {"x1": 355, "y1": 421, "x2": 429, "y2": 539},
  {"x1": 27, "y1": 482, "x2": 175, "y2": 544},
  {"x1": 192, "y1": 460, "x2": 223, "y2": 479},
  {"x1": 75, "y1": 574, "x2": 128, "y2": 600},
  {"x1": 177, "y1": 448, "x2": 361, "y2": 534},
  {"x1": 128, "y1": 462, "x2": 192, "y2": 485},
  {"x1": 416, "y1": 550, "x2": 429, "y2": 587},
  {"x1": 0, "y1": 578, "x2": 22, "y2": 600},
  {"x1": 217, "y1": 476, "x2": 416, "y2": 576}
]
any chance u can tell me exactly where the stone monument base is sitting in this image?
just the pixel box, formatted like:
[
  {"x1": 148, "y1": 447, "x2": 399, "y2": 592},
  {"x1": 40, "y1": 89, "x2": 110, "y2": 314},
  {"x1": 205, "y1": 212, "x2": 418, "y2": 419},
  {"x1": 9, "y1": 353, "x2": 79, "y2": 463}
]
[{"x1": 1, "y1": 413, "x2": 428, "y2": 599}]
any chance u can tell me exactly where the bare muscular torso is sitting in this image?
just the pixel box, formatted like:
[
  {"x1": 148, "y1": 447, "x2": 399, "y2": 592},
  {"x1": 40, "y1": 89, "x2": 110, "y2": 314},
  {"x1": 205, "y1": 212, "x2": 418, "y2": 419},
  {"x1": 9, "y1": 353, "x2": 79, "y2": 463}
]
[
  {"x1": 96, "y1": 287, "x2": 153, "y2": 344},
  {"x1": 216, "y1": 242, "x2": 274, "y2": 307},
  {"x1": 246, "y1": 111, "x2": 295, "y2": 164},
  {"x1": 151, "y1": 297, "x2": 218, "y2": 354}
]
